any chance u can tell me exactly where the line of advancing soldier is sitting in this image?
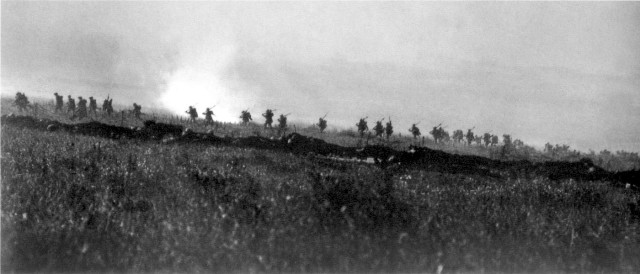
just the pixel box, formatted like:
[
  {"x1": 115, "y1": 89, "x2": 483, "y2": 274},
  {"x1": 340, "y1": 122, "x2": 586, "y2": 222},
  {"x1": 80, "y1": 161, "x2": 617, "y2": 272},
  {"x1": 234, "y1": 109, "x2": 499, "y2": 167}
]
[
  {"x1": 17, "y1": 91, "x2": 506, "y2": 146},
  {"x1": 53, "y1": 93, "x2": 117, "y2": 120}
]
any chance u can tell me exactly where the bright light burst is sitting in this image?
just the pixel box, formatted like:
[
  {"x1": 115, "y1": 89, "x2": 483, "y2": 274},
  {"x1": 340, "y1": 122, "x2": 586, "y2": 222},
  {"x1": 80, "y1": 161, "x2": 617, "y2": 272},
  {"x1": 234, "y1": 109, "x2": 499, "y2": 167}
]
[{"x1": 160, "y1": 45, "x2": 242, "y2": 123}]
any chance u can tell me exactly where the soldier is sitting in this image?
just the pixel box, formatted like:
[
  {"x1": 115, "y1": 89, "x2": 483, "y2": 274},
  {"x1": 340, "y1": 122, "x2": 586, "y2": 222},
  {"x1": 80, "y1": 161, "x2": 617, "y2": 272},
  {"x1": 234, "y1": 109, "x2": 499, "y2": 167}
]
[
  {"x1": 441, "y1": 129, "x2": 450, "y2": 143},
  {"x1": 132, "y1": 103, "x2": 142, "y2": 119},
  {"x1": 277, "y1": 113, "x2": 289, "y2": 134},
  {"x1": 186, "y1": 106, "x2": 198, "y2": 123},
  {"x1": 14, "y1": 92, "x2": 30, "y2": 112},
  {"x1": 76, "y1": 97, "x2": 88, "y2": 119},
  {"x1": 102, "y1": 97, "x2": 113, "y2": 116},
  {"x1": 491, "y1": 135, "x2": 499, "y2": 146},
  {"x1": 67, "y1": 95, "x2": 76, "y2": 114},
  {"x1": 409, "y1": 123, "x2": 421, "y2": 139},
  {"x1": 240, "y1": 110, "x2": 252, "y2": 125},
  {"x1": 466, "y1": 128, "x2": 475, "y2": 145},
  {"x1": 373, "y1": 119, "x2": 385, "y2": 138},
  {"x1": 430, "y1": 126, "x2": 440, "y2": 143},
  {"x1": 262, "y1": 109, "x2": 275, "y2": 129},
  {"x1": 317, "y1": 116, "x2": 328, "y2": 133},
  {"x1": 474, "y1": 135, "x2": 483, "y2": 145},
  {"x1": 54, "y1": 93, "x2": 64, "y2": 112},
  {"x1": 502, "y1": 134, "x2": 512, "y2": 147},
  {"x1": 385, "y1": 118, "x2": 393, "y2": 140},
  {"x1": 202, "y1": 107, "x2": 215, "y2": 125},
  {"x1": 356, "y1": 117, "x2": 368, "y2": 138},
  {"x1": 483, "y1": 133, "x2": 492, "y2": 147},
  {"x1": 452, "y1": 130, "x2": 464, "y2": 143},
  {"x1": 88, "y1": 97, "x2": 97, "y2": 116}
]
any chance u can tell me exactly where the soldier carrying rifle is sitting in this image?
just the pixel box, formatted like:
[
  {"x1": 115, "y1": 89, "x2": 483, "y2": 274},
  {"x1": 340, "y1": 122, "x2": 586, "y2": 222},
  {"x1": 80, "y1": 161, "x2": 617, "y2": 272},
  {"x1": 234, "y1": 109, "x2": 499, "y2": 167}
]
[
  {"x1": 186, "y1": 106, "x2": 198, "y2": 123},
  {"x1": 317, "y1": 113, "x2": 328, "y2": 133},
  {"x1": 409, "y1": 123, "x2": 421, "y2": 139},
  {"x1": 102, "y1": 96, "x2": 113, "y2": 116},
  {"x1": 203, "y1": 107, "x2": 215, "y2": 125}
]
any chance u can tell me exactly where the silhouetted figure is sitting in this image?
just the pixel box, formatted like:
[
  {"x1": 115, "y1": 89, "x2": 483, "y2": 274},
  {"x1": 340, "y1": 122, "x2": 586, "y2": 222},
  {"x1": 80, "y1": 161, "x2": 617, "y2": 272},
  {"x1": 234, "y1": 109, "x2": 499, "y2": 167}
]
[
  {"x1": 356, "y1": 117, "x2": 368, "y2": 138},
  {"x1": 240, "y1": 110, "x2": 252, "y2": 125},
  {"x1": 409, "y1": 124, "x2": 421, "y2": 139},
  {"x1": 89, "y1": 97, "x2": 97, "y2": 116},
  {"x1": 317, "y1": 117, "x2": 328, "y2": 133},
  {"x1": 14, "y1": 92, "x2": 30, "y2": 112},
  {"x1": 186, "y1": 106, "x2": 198, "y2": 123},
  {"x1": 385, "y1": 118, "x2": 393, "y2": 140},
  {"x1": 277, "y1": 114, "x2": 288, "y2": 135},
  {"x1": 54, "y1": 93, "x2": 64, "y2": 112},
  {"x1": 466, "y1": 129, "x2": 475, "y2": 145},
  {"x1": 202, "y1": 107, "x2": 214, "y2": 125},
  {"x1": 262, "y1": 109, "x2": 275, "y2": 128},
  {"x1": 67, "y1": 95, "x2": 76, "y2": 114},
  {"x1": 102, "y1": 97, "x2": 113, "y2": 116},
  {"x1": 373, "y1": 120, "x2": 385, "y2": 138},
  {"x1": 132, "y1": 103, "x2": 142, "y2": 119},
  {"x1": 75, "y1": 96, "x2": 88, "y2": 120}
]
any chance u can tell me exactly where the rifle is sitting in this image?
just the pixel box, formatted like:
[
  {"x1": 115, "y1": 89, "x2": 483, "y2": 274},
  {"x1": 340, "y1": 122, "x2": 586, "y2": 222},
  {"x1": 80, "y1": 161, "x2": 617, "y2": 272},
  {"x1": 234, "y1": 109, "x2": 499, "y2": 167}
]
[{"x1": 322, "y1": 112, "x2": 328, "y2": 119}]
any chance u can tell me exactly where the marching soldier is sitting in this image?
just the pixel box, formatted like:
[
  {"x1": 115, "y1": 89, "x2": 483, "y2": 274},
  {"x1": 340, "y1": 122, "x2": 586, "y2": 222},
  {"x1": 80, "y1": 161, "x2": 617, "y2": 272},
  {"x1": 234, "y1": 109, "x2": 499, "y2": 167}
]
[
  {"x1": 430, "y1": 126, "x2": 440, "y2": 143},
  {"x1": 317, "y1": 116, "x2": 328, "y2": 133},
  {"x1": 14, "y1": 92, "x2": 30, "y2": 112},
  {"x1": 483, "y1": 133, "x2": 492, "y2": 147},
  {"x1": 356, "y1": 117, "x2": 368, "y2": 138},
  {"x1": 76, "y1": 97, "x2": 88, "y2": 119},
  {"x1": 466, "y1": 128, "x2": 475, "y2": 145},
  {"x1": 67, "y1": 95, "x2": 76, "y2": 114},
  {"x1": 240, "y1": 110, "x2": 252, "y2": 125},
  {"x1": 102, "y1": 97, "x2": 113, "y2": 116},
  {"x1": 262, "y1": 109, "x2": 275, "y2": 128},
  {"x1": 132, "y1": 103, "x2": 142, "y2": 120},
  {"x1": 186, "y1": 106, "x2": 198, "y2": 123},
  {"x1": 373, "y1": 120, "x2": 385, "y2": 138},
  {"x1": 54, "y1": 93, "x2": 64, "y2": 112},
  {"x1": 202, "y1": 107, "x2": 214, "y2": 125},
  {"x1": 277, "y1": 113, "x2": 289, "y2": 134},
  {"x1": 385, "y1": 118, "x2": 393, "y2": 140},
  {"x1": 409, "y1": 123, "x2": 421, "y2": 139},
  {"x1": 88, "y1": 97, "x2": 97, "y2": 116},
  {"x1": 491, "y1": 135, "x2": 499, "y2": 146}
]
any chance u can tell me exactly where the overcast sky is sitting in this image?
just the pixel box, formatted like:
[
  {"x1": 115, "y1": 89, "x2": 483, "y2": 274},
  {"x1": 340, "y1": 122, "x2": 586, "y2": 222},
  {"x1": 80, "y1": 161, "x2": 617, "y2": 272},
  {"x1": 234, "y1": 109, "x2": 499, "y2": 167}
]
[{"x1": 2, "y1": 2, "x2": 639, "y2": 152}]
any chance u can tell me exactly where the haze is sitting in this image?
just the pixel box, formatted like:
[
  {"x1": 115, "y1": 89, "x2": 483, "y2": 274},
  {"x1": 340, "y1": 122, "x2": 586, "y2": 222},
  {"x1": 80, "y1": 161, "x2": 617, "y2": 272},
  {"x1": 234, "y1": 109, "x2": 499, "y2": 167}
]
[{"x1": 2, "y1": 2, "x2": 639, "y2": 152}]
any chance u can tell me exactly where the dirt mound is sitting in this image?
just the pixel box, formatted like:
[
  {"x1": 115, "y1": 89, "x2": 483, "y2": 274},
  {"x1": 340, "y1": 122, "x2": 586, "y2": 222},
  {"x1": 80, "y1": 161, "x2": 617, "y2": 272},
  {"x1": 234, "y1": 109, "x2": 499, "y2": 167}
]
[{"x1": 3, "y1": 114, "x2": 638, "y2": 186}]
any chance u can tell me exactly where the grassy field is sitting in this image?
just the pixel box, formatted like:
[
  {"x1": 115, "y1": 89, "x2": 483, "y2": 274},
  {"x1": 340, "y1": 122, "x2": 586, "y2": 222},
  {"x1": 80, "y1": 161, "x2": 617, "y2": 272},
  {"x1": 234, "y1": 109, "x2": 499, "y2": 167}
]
[{"x1": 2, "y1": 97, "x2": 640, "y2": 273}]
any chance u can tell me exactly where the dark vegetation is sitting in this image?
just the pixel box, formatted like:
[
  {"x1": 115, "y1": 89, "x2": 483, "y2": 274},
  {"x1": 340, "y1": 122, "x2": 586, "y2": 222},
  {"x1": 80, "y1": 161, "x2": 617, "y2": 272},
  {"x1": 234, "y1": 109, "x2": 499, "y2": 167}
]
[
  {"x1": 2, "y1": 114, "x2": 639, "y2": 188},
  {"x1": 2, "y1": 97, "x2": 640, "y2": 273}
]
